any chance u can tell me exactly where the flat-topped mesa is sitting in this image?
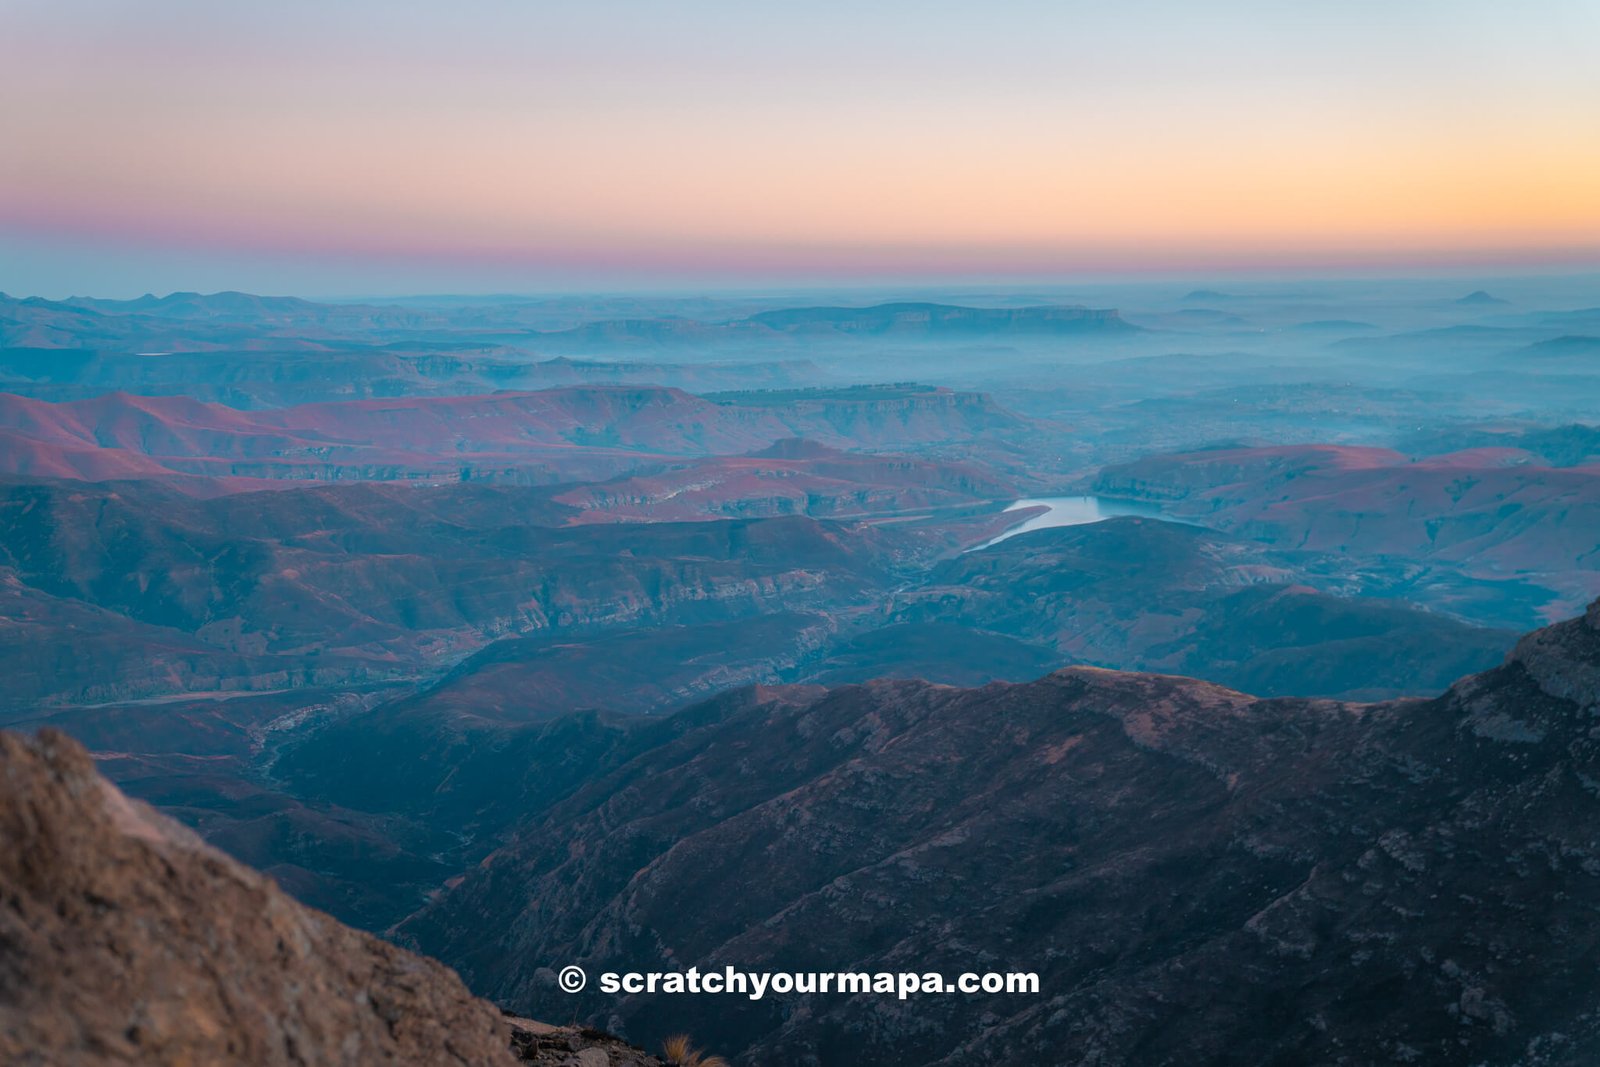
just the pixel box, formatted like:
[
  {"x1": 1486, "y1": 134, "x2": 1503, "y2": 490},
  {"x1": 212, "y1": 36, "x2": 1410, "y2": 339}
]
[{"x1": 0, "y1": 383, "x2": 1035, "y2": 487}]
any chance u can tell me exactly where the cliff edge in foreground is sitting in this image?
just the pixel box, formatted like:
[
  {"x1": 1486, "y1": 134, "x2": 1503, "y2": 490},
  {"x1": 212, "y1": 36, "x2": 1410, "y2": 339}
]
[{"x1": 0, "y1": 728, "x2": 660, "y2": 1066}]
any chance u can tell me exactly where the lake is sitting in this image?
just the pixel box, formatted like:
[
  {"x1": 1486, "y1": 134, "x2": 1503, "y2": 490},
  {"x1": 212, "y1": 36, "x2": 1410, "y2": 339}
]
[{"x1": 973, "y1": 496, "x2": 1177, "y2": 549}]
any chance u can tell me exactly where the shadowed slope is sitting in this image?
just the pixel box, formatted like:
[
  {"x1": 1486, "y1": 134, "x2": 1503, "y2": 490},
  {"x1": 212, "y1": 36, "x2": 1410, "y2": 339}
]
[{"x1": 397, "y1": 602, "x2": 1600, "y2": 1066}]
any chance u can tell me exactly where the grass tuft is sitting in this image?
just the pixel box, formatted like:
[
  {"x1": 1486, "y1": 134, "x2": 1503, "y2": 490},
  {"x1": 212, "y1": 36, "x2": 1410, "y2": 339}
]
[{"x1": 661, "y1": 1033, "x2": 728, "y2": 1067}]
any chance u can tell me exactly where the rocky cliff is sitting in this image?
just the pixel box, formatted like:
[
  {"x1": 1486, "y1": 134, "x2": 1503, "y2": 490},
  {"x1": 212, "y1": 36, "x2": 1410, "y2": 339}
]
[{"x1": 0, "y1": 729, "x2": 664, "y2": 1066}]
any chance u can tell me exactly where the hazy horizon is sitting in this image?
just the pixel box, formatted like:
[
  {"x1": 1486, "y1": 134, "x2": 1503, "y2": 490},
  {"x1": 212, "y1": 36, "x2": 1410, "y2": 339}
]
[{"x1": 7, "y1": 265, "x2": 1600, "y2": 307}]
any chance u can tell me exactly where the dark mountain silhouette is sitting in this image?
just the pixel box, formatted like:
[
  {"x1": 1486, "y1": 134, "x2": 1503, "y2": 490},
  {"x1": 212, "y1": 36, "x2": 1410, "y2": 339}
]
[{"x1": 388, "y1": 599, "x2": 1600, "y2": 1066}]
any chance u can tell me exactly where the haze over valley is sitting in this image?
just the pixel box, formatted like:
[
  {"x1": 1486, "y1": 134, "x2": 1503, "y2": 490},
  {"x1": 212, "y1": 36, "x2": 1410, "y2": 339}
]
[{"x1": 3, "y1": 277, "x2": 1600, "y2": 1064}]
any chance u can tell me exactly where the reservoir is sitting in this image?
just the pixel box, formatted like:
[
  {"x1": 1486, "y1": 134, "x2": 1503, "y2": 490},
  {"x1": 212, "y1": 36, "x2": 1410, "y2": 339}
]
[{"x1": 973, "y1": 496, "x2": 1177, "y2": 549}]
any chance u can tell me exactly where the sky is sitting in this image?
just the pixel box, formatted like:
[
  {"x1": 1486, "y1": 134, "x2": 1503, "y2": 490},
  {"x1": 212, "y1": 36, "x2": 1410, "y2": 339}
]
[{"x1": 3, "y1": 0, "x2": 1599, "y2": 297}]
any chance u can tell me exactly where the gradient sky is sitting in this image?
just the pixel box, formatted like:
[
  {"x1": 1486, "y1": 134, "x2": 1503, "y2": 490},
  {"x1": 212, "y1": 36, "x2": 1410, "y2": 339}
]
[{"x1": 3, "y1": 0, "x2": 1599, "y2": 297}]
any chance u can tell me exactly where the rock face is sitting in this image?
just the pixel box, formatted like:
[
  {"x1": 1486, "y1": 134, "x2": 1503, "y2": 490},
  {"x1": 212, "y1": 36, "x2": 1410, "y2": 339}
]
[
  {"x1": 0, "y1": 729, "x2": 523, "y2": 1066},
  {"x1": 397, "y1": 601, "x2": 1600, "y2": 1066},
  {"x1": 505, "y1": 1019, "x2": 667, "y2": 1067}
]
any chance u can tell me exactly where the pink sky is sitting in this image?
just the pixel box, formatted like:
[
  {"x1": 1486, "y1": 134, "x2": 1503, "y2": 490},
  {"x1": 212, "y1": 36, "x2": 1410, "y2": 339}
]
[{"x1": 4, "y1": 1, "x2": 1598, "y2": 294}]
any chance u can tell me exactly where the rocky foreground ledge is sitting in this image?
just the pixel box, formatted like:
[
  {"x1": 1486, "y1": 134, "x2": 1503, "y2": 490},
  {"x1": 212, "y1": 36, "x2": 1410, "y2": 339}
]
[{"x1": 0, "y1": 729, "x2": 662, "y2": 1066}]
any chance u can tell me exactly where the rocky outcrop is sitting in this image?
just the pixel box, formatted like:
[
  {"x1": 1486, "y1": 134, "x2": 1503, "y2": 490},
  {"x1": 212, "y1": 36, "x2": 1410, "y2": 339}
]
[
  {"x1": 0, "y1": 729, "x2": 665, "y2": 1066},
  {"x1": 505, "y1": 1019, "x2": 666, "y2": 1067},
  {"x1": 1505, "y1": 596, "x2": 1600, "y2": 710}
]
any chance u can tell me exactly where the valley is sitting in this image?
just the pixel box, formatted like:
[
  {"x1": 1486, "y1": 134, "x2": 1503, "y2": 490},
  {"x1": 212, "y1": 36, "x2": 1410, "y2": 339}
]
[
  {"x1": 3, "y1": 280, "x2": 1599, "y2": 1063},
  {"x1": 10, "y1": 4, "x2": 1600, "y2": 1061}
]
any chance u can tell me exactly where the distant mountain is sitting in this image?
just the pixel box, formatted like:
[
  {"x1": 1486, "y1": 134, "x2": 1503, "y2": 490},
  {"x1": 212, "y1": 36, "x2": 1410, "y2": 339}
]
[
  {"x1": 62, "y1": 290, "x2": 333, "y2": 320},
  {"x1": 0, "y1": 342, "x2": 828, "y2": 408},
  {"x1": 1522, "y1": 307, "x2": 1600, "y2": 332},
  {"x1": 0, "y1": 291, "x2": 435, "y2": 350},
  {"x1": 1329, "y1": 323, "x2": 1539, "y2": 353},
  {"x1": 801, "y1": 620, "x2": 1063, "y2": 687},
  {"x1": 1397, "y1": 422, "x2": 1600, "y2": 468},
  {"x1": 891, "y1": 516, "x2": 1513, "y2": 699},
  {"x1": 387, "y1": 599, "x2": 1600, "y2": 1066},
  {"x1": 532, "y1": 302, "x2": 1138, "y2": 347},
  {"x1": 1456, "y1": 289, "x2": 1508, "y2": 306},
  {"x1": 356, "y1": 612, "x2": 840, "y2": 725},
  {"x1": 1095, "y1": 444, "x2": 1600, "y2": 626},
  {"x1": 742, "y1": 302, "x2": 1137, "y2": 336},
  {"x1": 1514, "y1": 335, "x2": 1600, "y2": 360},
  {"x1": 523, "y1": 354, "x2": 825, "y2": 392},
  {"x1": 3, "y1": 292, "x2": 1138, "y2": 358},
  {"x1": 551, "y1": 439, "x2": 1016, "y2": 522},
  {"x1": 0, "y1": 384, "x2": 1035, "y2": 486},
  {"x1": 1289, "y1": 318, "x2": 1378, "y2": 332},
  {"x1": 1125, "y1": 309, "x2": 1252, "y2": 330}
]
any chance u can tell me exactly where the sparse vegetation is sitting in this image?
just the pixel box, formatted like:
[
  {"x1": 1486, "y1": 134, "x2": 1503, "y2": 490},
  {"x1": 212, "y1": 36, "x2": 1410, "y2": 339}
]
[{"x1": 661, "y1": 1033, "x2": 729, "y2": 1067}]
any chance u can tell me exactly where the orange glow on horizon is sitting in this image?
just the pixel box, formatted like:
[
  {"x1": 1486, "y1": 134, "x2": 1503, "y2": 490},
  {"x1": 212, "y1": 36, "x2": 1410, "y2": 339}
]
[{"x1": 3, "y1": 1, "x2": 1598, "y2": 280}]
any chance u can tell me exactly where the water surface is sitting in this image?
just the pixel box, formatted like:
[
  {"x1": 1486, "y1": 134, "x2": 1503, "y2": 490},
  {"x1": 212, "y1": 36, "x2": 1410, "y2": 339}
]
[{"x1": 974, "y1": 496, "x2": 1174, "y2": 549}]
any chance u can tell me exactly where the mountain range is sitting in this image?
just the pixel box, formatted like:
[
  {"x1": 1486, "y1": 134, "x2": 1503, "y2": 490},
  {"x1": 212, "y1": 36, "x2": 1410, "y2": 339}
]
[
  {"x1": 0, "y1": 385, "x2": 1043, "y2": 488},
  {"x1": 8, "y1": 598, "x2": 1600, "y2": 1065},
  {"x1": 6, "y1": 283, "x2": 1600, "y2": 1065},
  {"x1": 313, "y1": 596, "x2": 1600, "y2": 1065}
]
